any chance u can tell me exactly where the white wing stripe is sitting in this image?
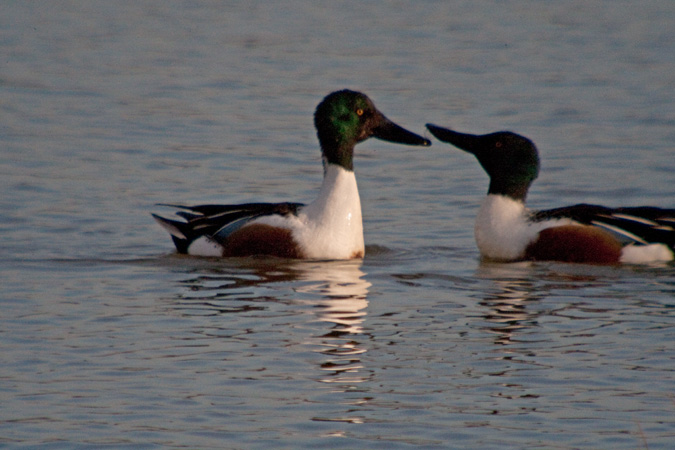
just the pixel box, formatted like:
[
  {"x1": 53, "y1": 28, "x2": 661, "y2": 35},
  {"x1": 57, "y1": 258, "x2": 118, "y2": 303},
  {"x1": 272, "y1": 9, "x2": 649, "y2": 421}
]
[{"x1": 591, "y1": 220, "x2": 648, "y2": 244}]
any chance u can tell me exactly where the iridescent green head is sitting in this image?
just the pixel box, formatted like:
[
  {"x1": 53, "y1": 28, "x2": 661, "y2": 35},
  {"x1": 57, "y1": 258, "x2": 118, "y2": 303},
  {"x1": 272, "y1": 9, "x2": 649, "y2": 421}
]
[{"x1": 314, "y1": 90, "x2": 430, "y2": 171}]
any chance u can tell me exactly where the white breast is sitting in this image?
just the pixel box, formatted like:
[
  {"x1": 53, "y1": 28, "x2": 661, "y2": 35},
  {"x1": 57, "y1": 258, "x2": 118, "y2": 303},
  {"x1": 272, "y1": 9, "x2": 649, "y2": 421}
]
[
  {"x1": 255, "y1": 164, "x2": 364, "y2": 259},
  {"x1": 474, "y1": 195, "x2": 572, "y2": 261}
]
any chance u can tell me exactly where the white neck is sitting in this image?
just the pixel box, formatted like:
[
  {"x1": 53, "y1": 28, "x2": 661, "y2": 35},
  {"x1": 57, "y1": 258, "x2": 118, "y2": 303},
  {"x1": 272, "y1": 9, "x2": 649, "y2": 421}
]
[{"x1": 296, "y1": 164, "x2": 364, "y2": 258}]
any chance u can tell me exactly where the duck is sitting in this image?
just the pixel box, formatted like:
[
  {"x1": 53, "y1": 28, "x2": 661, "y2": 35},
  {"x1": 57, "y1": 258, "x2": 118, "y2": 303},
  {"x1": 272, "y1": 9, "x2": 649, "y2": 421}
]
[
  {"x1": 152, "y1": 90, "x2": 431, "y2": 259},
  {"x1": 426, "y1": 124, "x2": 675, "y2": 264}
]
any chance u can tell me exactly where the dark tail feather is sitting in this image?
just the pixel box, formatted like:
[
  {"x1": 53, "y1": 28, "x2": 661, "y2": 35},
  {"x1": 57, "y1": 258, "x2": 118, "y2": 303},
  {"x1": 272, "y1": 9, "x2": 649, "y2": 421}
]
[
  {"x1": 603, "y1": 207, "x2": 675, "y2": 250},
  {"x1": 151, "y1": 214, "x2": 191, "y2": 253}
]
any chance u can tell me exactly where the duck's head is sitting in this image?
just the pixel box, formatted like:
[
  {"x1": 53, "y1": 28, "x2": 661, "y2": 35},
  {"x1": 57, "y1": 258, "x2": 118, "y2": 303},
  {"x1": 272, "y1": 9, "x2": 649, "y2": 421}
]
[
  {"x1": 315, "y1": 90, "x2": 431, "y2": 171},
  {"x1": 426, "y1": 124, "x2": 540, "y2": 201}
]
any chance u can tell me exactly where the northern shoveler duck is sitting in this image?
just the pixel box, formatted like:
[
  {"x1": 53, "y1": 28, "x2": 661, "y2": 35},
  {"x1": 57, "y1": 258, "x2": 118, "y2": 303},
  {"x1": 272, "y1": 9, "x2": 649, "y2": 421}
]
[
  {"x1": 152, "y1": 90, "x2": 431, "y2": 259},
  {"x1": 426, "y1": 124, "x2": 675, "y2": 264}
]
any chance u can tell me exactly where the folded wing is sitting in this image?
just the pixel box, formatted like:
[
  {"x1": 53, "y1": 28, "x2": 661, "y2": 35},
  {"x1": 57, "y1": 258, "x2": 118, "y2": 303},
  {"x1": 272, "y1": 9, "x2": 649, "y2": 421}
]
[
  {"x1": 152, "y1": 202, "x2": 304, "y2": 254},
  {"x1": 531, "y1": 204, "x2": 675, "y2": 249}
]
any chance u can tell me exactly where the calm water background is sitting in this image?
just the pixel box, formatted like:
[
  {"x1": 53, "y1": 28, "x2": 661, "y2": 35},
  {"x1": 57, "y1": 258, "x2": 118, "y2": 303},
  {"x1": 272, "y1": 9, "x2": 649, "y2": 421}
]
[{"x1": 1, "y1": 1, "x2": 674, "y2": 449}]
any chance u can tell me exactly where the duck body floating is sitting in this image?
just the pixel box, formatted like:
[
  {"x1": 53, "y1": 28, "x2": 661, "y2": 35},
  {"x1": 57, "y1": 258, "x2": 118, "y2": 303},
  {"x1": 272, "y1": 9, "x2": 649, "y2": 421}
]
[
  {"x1": 426, "y1": 124, "x2": 674, "y2": 265},
  {"x1": 152, "y1": 90, "x2": 430, "y2": 259}
]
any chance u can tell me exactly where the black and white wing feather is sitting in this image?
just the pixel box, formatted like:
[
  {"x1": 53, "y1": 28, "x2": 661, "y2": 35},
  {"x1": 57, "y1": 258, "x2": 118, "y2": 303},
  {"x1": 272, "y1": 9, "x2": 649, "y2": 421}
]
[
  {"x1": 530, "y1": 204, "x2": 675, "y2": 249},
  {"x1": 152, "y1": 202, "x2": 304, "y2": 253}
]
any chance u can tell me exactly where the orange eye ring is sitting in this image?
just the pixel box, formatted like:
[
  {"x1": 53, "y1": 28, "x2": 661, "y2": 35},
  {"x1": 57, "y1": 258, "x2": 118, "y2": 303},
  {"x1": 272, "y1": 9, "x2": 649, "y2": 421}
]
[
  {"x1": 495, "y1": 141, "x2": 502, "y2": 148},
  {"x1": 356, "y1": 108, "x2": 364, "y2": 116}
]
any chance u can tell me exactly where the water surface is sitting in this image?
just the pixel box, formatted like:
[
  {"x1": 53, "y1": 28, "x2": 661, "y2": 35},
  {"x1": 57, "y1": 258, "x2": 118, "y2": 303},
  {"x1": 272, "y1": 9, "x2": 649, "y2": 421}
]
[{"x1": 1, "y1": 1, "x2": 674, "y2": 449}]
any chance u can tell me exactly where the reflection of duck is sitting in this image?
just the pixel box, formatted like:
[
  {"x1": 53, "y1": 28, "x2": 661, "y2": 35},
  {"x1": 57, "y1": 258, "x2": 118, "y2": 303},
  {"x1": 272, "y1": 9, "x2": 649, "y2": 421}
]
[
  {"x1": 476, "y1": 262, "x2": 618, "y2": 347},
  {"x1": 291, "y1": 260, "x2": 372, "y2": 386},
  {"x1": 173, "y1": 257, "x2": 372, "y2": 388},
  {"x1": 476, "y1": 263, "x2": 542, "y2": 346},
  {"x1": 294, "y1": 260, "x2": 370, "y2": 335}
]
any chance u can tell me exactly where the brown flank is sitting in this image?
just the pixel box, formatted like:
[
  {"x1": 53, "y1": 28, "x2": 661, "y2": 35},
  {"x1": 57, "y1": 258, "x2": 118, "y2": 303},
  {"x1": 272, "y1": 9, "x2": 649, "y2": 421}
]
[
  {"x1": 223, "y1": 224, "x2": 305, "y2": 258},
  {"x1": 524, "y1": 225, "x2": 622, "y2": 264}
]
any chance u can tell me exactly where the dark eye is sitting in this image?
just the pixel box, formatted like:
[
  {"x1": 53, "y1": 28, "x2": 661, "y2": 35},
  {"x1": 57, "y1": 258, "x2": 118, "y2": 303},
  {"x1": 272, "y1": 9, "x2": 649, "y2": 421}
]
[{"x1": 495, "y1": 141, "x2": 502, "y2": 148}]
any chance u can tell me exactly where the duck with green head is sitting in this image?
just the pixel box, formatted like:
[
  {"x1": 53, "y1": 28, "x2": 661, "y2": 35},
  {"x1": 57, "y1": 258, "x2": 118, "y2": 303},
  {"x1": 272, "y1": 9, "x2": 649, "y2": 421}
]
[{"x1": 152, "y1": 90, "x2": 431, "y2": 259}]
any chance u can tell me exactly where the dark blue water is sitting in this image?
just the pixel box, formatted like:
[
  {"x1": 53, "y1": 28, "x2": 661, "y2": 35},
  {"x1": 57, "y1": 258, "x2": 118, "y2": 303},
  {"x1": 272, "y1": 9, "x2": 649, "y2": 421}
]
[{"x1": 1, "y1": 1, "x2": 674, "y2": 449}]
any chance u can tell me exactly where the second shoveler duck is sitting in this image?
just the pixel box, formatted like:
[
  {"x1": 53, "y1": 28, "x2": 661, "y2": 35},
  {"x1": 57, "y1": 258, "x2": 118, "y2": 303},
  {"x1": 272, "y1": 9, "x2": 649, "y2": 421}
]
[
  {"x1": 152, "y1": 90, "x2": 431, "y2": 259},
  {"x1": 426, "y1": 124, "x2": 675, "y2": 264}
]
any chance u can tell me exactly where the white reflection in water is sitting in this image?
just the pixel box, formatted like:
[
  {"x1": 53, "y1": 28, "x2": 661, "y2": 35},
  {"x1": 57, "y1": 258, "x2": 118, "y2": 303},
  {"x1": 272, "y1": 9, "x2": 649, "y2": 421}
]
[
  {"x1": 173, "y1": 258, "x2": 372, "y2": 391},
  {"x1": 293, "y1": 260, "x2": 371, "y2": 386},
  {"x1": 475, "y1": 262, "x2": 544, "y2": 347}
]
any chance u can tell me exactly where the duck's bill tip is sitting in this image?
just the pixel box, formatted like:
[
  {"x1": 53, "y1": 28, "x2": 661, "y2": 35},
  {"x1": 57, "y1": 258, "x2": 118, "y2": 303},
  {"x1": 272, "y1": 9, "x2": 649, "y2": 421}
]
[
  {"x1": 415, "y1": 136, "x2": 433, "y2": 147},
  {"x1": 374, "y1": 119, "x2": 432, "y2": 147}
]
